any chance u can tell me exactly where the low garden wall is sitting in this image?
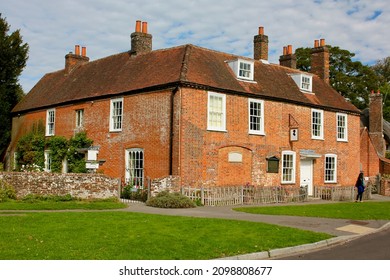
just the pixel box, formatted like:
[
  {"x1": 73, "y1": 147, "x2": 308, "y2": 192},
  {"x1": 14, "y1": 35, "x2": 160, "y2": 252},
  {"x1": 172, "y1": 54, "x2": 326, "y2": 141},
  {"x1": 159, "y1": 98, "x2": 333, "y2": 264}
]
[
  {"x1": 380, "y1": 178, "x2": 390, "y2": 196},
  {"x1": 0, "y1": 172, "x2": 120, "y2": 199}
]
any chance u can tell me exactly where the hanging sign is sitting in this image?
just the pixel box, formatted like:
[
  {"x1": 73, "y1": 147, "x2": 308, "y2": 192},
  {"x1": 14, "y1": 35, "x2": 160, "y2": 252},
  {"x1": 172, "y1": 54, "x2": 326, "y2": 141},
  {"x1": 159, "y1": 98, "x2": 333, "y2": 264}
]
[{"x1": 290, "y1": 128, "x2": 298, "y2": 141}]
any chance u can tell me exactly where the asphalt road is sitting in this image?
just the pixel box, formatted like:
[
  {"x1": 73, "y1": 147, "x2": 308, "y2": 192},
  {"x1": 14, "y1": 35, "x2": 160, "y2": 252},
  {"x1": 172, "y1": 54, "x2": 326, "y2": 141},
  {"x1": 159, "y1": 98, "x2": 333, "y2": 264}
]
[{"x1": 278, "y1": 227, "x2": 390, "y2": 260}]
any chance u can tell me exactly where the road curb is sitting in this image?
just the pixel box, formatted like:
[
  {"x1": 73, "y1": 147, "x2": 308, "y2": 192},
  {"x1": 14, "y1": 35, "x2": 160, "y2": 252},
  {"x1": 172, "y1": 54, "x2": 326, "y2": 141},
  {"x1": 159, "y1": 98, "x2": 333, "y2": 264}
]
[{"x1": 217, "y1": 221, "x2": 390, "y2": 260}]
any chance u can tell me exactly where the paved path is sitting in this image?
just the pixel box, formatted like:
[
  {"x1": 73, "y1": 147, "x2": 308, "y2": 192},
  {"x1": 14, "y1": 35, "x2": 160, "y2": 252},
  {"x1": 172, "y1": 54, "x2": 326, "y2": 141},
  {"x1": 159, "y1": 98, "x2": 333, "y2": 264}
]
[{"x1": 124, "y1": 195, "x2": 390, "y2": 237}]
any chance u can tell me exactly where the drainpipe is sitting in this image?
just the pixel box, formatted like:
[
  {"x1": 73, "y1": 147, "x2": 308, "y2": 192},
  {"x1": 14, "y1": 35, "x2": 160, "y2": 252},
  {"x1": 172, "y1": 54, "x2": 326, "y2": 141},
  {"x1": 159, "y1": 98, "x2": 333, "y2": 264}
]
[{"x1": 169, "y1": 86, "x2": 179, "y2": 175}]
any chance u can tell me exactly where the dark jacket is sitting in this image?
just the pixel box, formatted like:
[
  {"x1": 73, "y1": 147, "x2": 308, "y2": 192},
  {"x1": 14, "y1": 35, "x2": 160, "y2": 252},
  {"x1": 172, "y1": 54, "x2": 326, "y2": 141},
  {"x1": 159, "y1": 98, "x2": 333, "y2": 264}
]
[{"x1": 355, "y1": 175, "x2": 365, "y2": 193}]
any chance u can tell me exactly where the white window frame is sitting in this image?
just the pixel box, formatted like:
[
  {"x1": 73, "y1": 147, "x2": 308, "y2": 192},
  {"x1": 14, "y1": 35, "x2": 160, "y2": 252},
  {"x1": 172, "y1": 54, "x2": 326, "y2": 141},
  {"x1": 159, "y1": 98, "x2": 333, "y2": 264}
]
[
  {"x1": 281, "y1": 151, "x2": 296, "y2": 184},
  {"x1": 336, "y1": 113, "x2": 348, "y2": 142},
  {"x1": 75, "y1": 109, "x2": 84, "y2": 129},
  {"x1": 125, "y1": 148, "x2": 144, "y2": 188},
  {"x1": 311, "y1": 109, "x2": 324, "y2": 140},
  {"x1": 290, "y1": 74, "x2": 313, "y2": 92},
  {"x1": 324, "y1": 154, "x2": 337, "y2": 183},
  {"x1": 109, "y1": 97, "x2": 123, "y2": 132},
  {"x1": 46, "y1": 108, "x2": 55, "y2": 136},
  {"x1": 227, "y1": 59, "x2": 254, "y2": 81},
  {"x1": 248, "y1": 99, "x2": 265, "y2": 135},
  {"x1": 207, "y1": 92, "x2": 226, "y2": 132},
  {"x1": 44, "y1": 150, "x2": 52, "y2": 172}
]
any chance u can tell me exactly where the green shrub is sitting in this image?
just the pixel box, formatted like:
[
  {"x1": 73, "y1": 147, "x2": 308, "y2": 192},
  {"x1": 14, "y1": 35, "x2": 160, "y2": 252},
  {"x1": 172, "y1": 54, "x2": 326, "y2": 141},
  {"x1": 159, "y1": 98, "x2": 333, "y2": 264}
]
[
  {"x1": 146, "y1": 191, "x2": 196, "y2": 208},
  {"x1": 0, "y1": 180, "x2": 17, "y2": 202},
  {"x1": 121, "y1": 186, "x2": 148, "y2": 202}
]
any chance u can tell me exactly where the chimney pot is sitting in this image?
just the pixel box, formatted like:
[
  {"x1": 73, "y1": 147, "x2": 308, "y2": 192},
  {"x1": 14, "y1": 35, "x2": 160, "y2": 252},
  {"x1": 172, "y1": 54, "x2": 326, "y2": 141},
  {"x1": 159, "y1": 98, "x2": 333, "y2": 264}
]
[
  {"x1": 142, "y1": 22, "x2": 148, "y2": 34},
  {"x1": 320, "y1": 38, "x2": 325, "y2": 46},
  {"x1": 75, "y1": 45, "x2": 80, "y2": 56},
  {"x1": 81, "y1": 46, "x2": 87, "y2": 57},
  {"x1": 283, "y1": 46, "x2": 287, "y2": 55},
  {"x1": 135, "y1": 20, "x2": 141, "y2": 32},
  {"x1": 314, "y1": 40, "x2": 320, "y2": 48},
  {"x1": 258, "y1": 26, "x2": 264, "y2": 35},
  {"x1": 130, "y1": 20, "x2": 152, "y2": 55},
  {"x1": 287, "y1": 45, "x2": 292, "y2": 55}
]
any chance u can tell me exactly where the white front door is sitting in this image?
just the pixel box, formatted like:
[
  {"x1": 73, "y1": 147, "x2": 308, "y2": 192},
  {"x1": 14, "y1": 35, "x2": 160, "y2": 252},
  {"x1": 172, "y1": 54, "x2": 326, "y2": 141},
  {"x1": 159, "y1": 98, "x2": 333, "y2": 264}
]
[{"x1": 300, "y1": 159, "x2": 313, "y2": 196}]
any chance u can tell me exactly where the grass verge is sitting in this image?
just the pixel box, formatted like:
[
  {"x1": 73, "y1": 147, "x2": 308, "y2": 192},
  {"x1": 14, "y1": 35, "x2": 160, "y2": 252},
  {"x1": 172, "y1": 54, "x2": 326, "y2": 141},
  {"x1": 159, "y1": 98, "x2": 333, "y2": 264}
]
[
  {"x1": 0, "y1": 199, "x2": 127, "y2": 210},
  {"x1": 234, "y1": 201, "x2": 390, "y2": 220},
  {"x1": 0, "y1": 211, "x2": 331, "y2": 260}
]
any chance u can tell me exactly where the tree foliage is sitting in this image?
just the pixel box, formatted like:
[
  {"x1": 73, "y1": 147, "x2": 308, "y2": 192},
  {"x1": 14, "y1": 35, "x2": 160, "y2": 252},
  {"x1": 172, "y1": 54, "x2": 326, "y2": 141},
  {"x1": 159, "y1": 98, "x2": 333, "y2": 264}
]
[
  {"x1": 0, "y1": 14, "x2": 29, "y2": 157},
  {"x1": 16, "y1": 121, "x2": 45, "y2": 171},
  {"x1": 372, "y1": 57, "x2": 390, "y2": 122}
]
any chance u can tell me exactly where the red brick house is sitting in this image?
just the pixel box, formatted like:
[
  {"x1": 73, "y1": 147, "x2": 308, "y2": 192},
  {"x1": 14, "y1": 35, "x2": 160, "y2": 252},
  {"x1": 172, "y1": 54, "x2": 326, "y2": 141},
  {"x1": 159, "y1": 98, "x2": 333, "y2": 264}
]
[{"x1": 8, "y1": 21, "x2": 361, "y2": 195}]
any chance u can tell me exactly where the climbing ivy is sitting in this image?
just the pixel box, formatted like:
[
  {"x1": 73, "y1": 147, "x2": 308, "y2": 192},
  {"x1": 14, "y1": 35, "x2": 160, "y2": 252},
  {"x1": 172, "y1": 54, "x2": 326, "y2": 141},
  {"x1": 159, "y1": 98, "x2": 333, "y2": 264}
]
[
  {"x1": 67, "y1": 132, "x2": 93, "y2": 173},
  {"x1": 16, "y1": 121, "x2": 45, "y2": 171},
  {"x1": 47, "y1": 136, "x2": 68, "y2": 173},
  {"x1": 16, "y1": 123, "x2": 93, "y2": 173}
]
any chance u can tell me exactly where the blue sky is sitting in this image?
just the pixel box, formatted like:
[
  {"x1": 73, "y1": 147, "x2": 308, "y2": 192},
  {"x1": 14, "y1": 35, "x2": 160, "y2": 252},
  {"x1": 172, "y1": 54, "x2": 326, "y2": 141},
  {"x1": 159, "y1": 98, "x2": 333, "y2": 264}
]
[{"x1": 1, "y1": 0, "x2": 389, "y2": 93}]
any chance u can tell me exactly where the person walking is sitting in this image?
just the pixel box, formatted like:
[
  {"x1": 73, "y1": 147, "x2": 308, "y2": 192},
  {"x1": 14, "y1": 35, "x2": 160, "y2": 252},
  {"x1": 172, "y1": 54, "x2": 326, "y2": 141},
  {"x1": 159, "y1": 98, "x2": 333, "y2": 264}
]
[{"x1": 355, "y1": 171, "x2": 365, "y2": 202}]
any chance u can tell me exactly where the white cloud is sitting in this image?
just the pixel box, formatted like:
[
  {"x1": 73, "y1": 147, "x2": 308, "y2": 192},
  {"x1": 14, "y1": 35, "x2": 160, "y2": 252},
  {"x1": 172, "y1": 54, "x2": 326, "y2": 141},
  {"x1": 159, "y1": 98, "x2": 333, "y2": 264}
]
[{"x1": 1, "y1": 0, "x2": 389, "y2": 93}]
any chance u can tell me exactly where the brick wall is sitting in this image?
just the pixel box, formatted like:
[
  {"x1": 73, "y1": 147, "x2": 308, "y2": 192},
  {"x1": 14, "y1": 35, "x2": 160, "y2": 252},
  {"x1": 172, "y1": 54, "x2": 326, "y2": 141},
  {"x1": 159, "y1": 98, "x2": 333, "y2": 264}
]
[
  {"x1": 0, "y1": 172, "x2": 120, "y2": 199},
  {"x1": 9, "y1": 86, "x2": 361, "y2": 190},
  {"x1": 9, "y1": 89, "x2": 174, "y2": 183},
  {"x1": 179, "y1": 88, "x2": 361, "y2": 188},
  {"x1": 360, "y1": 128, "x2": 380, "y2": 176}
]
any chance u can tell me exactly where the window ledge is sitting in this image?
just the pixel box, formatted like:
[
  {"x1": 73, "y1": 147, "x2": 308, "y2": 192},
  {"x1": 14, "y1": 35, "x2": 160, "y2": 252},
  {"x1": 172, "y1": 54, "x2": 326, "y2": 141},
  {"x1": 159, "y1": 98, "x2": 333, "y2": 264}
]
[
  {"x1": 237, "y1": 78, "x2": 257, "y2": 84},
  {"x1": 207, "y1": 129, "x2": 227, "y2": 133},
  {"x1": 249, "y1": 131, "x2": 265, "y2": 136}
]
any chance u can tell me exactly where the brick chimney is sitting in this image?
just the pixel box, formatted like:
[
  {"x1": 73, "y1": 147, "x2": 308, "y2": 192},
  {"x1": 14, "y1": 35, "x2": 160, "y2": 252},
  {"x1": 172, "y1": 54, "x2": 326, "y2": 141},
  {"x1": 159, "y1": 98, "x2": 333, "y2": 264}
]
[
  {"x1": 369, "y1": 90, "x2": 385, "y2": 157},
  {"x1": 279, "y1": 45, "x2": 296, "y2": 69},
  {"x1": 310, "y1": 39, "x2": 329, "y2": 83},
  {"x1": 65, "y1": 45, "x2": 89, "y2": 74},
  {"x1": 254, "y1": 26, "x2": 268, "y2": 61},
  {"x1": 130, "y1": 20, "x2": 152, "y2": 56}
]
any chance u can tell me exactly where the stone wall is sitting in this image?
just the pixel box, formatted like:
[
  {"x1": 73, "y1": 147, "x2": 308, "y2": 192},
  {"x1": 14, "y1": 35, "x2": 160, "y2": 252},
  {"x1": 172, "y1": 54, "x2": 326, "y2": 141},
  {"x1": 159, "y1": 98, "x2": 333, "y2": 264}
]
[
  {"x1": 0, "y1": 172, "x2": 120, "y2": 199},
  {"x1": 150, "y1": 176, "x2": 180, "y2": 196},
  {"x1": 380, "y1": 178, "x2": 390, "y2": 196}
]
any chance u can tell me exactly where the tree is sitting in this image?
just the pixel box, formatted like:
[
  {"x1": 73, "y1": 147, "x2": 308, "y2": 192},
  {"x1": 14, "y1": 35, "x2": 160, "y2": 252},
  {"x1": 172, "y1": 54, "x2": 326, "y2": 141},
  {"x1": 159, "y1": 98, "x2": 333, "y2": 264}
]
[
  {"x1": 296, "y1": 45, "x2": 381, "y2": 110},
  {"x1": 0, "y1": 14, "x2": 29, "y2": 158},
  {"x1": 372, "y1": 57, "x2": 390, "y2": 121}
]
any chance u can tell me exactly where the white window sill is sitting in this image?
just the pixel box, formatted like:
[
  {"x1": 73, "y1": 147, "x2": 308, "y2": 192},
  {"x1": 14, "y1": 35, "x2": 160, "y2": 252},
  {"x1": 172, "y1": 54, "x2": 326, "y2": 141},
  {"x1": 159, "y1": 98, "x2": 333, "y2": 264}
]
[
  {"x1": 207, "y1": 128, "x2": 227, "y2": 133},
  {"x1": 249, "y1": 131, "x2": 265, "y2": 136}
]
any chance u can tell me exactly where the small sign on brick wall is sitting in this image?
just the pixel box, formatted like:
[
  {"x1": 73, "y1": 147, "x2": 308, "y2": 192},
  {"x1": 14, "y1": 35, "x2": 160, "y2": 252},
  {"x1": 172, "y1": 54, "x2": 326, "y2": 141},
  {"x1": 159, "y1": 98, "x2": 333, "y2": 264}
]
[{"x1": 228, "y1": 152, "x2": 243, "y2": 163}]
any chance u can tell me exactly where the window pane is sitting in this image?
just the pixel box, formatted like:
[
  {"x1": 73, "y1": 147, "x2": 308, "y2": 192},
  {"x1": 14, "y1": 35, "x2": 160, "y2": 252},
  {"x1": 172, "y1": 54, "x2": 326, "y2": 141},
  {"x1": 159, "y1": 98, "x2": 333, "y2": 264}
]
[
  {"x1": 312, "y1": 110, "x2": 322, "y2": 137},
  {"x1": 249, "y1": 101, "x2": 262, "y2": 132},
  {"x1": 282, "y1": 154, "x2": 293, "y2": 182},
  {"x1": 112, "y1": 100, "x2": 123, "y2": 130},
  {"x1": 127, "y1": 150, "x2": 144, "y2": 187},
  {"x1": 337, "y1": 114, "x2": 346, "y2": 140},
  {"x1": 208, "y1": 94, "x2": 225, "y2": 130},
  {"x1": 325, "y1": 156, "x2": 336, "y2": 182}
]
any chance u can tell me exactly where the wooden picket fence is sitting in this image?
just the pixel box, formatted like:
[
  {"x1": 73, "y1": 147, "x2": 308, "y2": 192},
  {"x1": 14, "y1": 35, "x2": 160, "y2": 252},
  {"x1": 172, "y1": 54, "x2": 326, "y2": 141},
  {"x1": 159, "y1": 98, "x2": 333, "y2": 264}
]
[
  {"x1": 314, "y1": 185, "x2": 372, "y2": 201},
  {"x1": 181, "y1": 185, "x2": 308, "y2": 206}
]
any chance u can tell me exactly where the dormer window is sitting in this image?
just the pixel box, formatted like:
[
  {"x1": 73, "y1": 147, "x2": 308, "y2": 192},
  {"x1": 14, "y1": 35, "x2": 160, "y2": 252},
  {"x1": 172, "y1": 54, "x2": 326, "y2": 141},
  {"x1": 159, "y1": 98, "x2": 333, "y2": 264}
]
[
  {"x1": 228, "y1": 59, "x2": 254, "y2": 81},
  {"x1": 290, "y1": 73, "x2": 313, "y2": 92}
]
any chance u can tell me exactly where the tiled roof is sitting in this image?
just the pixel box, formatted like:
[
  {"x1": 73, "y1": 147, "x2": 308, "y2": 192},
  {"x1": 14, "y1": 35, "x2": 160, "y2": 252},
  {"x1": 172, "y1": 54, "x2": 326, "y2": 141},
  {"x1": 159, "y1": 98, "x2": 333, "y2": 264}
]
[{"x1": 12, "y1": 44, "x2": 360, "y2": 114}]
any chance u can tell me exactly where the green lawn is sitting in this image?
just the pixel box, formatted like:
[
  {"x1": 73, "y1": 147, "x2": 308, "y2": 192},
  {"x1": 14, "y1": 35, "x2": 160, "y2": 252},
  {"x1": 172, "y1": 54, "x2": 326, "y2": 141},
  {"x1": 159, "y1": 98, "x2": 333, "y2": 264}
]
[
  {"x1": 234, "y1": 201, "x2": 390, "y2": 220},
  {"x1": 0, "y1": 199, "x2": 127, "y2": 210},
  {"x1": 0, "y1": 211, "x2": 331, "y2": 260}
]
